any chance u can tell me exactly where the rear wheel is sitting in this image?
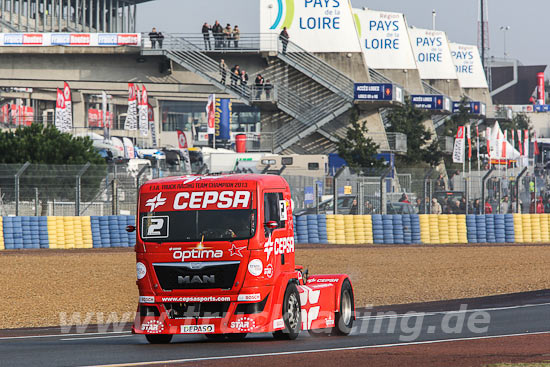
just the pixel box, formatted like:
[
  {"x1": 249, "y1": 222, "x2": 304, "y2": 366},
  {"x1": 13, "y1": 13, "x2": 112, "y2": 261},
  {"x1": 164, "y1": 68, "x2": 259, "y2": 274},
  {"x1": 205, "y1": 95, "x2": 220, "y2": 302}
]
[
  {"x1": 333, "y1": 279, "x2": 354, "y2": 336},
  {"x1": 145, "y1": 334, "x2": 173, "y2": 344},
  {"x1": 273, "y1": 283, "x2": 301, "y2": 340}
]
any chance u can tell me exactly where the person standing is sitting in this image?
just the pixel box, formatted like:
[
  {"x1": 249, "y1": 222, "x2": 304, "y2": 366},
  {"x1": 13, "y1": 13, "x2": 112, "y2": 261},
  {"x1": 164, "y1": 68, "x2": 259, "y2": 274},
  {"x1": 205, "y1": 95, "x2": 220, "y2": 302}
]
[
  {"x1": 219, "y1": 59, "x2": 227, "y2": 84},
  {"x1": 500, "y1": 195, "x2": 510, "y2": 214},
  {"x1": 148, "y1": 27, "x2": 159, "y2": 48},
  {"x1": 254, "y1": 74, "x2": 264, "y2": 99},
  {"x1": 230, "y1": 65, "x2": 240, "y2": 87},
  {"x1": 233, "y1": 25, "x2": 240, "y2": 48},
  {"x1": 202, "y1": 22, "x2": 212, "y2": 50},
  {"x1": 212, "y1": 21, "x2": 223, "y2": 49},
  {"x1": 279, "y1": 27, "x2": 289, "y2": 54},
  {"x1": 157, "y1": 31, "x2": 164, "y2": 48},
  {"x1": 264, "y1": 79, "x2": 273, "y2": 99},
  {"x1": 223, "y1": 24, "x2": 232, "y2": 49},
  {"x1": 431, "y1": 198, "x2": 442, "y2": 215}
]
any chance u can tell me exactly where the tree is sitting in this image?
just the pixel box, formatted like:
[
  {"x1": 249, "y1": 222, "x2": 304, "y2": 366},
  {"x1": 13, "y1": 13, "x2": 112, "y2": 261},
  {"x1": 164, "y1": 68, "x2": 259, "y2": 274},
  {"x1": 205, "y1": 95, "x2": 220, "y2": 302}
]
[
  {"x1": 499, "y1": 112, "x2": 532, "y2": 133},
  {"x1": 385, "y1": 97, "x2": 442, "y2": 166},
  {"x1": 337, "y1": 106, "x2": 386, "y2": 173},
  {"x1": 441, "y1": 95, "x2": 472, "y2": 138},
  {"x1": 0, "y1": 124, "x2": 106, "y2": 214}
]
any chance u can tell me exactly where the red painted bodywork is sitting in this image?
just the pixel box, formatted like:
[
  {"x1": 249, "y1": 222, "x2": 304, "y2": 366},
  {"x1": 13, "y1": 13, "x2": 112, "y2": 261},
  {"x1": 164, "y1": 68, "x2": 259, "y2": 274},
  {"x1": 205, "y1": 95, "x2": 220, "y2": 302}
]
[{"x1": 132, "y1": 174, "x2": 354, "y2": 336}]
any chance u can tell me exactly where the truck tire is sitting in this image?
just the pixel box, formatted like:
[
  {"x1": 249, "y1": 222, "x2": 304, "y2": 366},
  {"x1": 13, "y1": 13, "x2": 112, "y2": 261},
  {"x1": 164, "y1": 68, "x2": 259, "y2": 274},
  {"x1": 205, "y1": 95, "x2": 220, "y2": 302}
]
[
  {"x1": 333, "y1": 279, "x2": 354, "y2": 336},
  {"x1": 145, "y1": 334, "x2": 173, "y2": 344},
  {"x1": 273, "y1": 283, "x2": 301, "y2": 340}
]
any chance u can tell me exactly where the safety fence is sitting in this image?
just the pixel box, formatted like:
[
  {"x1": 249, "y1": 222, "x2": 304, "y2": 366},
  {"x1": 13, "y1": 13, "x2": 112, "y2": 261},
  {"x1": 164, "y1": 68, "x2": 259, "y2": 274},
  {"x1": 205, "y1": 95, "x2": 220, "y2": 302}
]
[
  {"x1": 0, "y1": 215, "x2": 135, "y2": 250},
  {"x1": 292, "y1": 214, "x2": 550, "y2": 245}
]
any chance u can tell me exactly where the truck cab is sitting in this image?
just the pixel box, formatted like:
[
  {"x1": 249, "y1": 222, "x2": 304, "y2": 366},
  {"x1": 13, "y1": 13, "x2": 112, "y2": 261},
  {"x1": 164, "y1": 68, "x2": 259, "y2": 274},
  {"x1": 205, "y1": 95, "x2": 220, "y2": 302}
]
[{"x1": 132, "y1": 174, "x2": 354, "y2": 343}]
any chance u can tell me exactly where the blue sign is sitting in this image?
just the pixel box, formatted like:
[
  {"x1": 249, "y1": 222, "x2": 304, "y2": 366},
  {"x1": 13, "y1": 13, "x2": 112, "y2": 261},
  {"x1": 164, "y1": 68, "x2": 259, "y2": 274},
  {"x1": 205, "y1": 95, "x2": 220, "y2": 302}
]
[
  {"x1": 215, "y1": 98, "x2": 231, "y2": 141},
  {"x1": 411, "y1": 95, "x2": 445, "y2": 110},
  {"x1": 452, "y1": 101, "x2": 486, "y2": 116},
  {"x1": 534, "y1": 104, "x2": 550, "y2": 112},
  {"x1": 315, "y1": 180, "x2": 324, "y2": 196},
  {"x1": 354, "y1": 83, "x2": 393, "y2": 101},
  {"x1": 304, "y1": 186, "x2": 314, "y2": 205}
]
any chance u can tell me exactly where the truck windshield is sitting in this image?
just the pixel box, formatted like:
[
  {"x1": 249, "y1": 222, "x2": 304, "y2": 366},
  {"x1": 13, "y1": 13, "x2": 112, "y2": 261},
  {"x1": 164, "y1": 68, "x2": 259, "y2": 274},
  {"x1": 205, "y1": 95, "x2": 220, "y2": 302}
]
[{"x1": 140, "y1": 209, "x2": 256, "y2": 243}]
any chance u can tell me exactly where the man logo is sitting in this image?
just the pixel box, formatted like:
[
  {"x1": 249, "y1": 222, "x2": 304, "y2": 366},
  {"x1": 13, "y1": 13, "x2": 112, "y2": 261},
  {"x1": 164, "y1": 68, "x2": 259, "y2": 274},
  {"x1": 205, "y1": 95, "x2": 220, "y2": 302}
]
[
  {"x1": 178, "y1": 275, "x2": 215, "y2": 285},
  {"x1": 145, "y1": 192, "x2": 167, "y2": 212}
]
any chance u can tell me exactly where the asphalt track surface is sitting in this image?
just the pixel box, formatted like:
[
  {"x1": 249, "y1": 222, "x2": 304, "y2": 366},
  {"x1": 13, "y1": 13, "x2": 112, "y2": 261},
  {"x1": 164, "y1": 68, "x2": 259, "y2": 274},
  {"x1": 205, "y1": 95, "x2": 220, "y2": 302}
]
[{"x1": 2, "y1": 290, "x2": 550, "y2": 367}]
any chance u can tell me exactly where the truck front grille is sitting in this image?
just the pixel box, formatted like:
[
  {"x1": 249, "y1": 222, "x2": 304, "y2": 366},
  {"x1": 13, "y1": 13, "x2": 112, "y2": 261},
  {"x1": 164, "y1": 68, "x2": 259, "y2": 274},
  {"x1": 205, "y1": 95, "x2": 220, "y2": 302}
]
[{"x1": 153, "y1": 261, "x2": 240, "y2": 290}]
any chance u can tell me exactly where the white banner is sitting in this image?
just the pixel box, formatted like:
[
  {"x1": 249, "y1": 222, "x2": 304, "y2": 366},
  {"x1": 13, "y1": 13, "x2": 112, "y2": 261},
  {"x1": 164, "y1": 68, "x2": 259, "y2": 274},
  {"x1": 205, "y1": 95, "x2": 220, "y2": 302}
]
[
  {"x1": 408, "y1": 28, "x2": 458, "y2": 80},
  {"x1": 452, "y1": 126, "x2": 465, "y2": 164},
  {"x1": 124, "y1": 83, "x2": 137, "y2": 131},
  {"x1": 450, "y1": 43, "x2": 489, "y2": 89},
  {"x1": 353, "y1": 8, "x2": 417, "y2": 70},
  {"x1": 138, "y1": 85, "x2": 149, "y2": 137},
  {"x1": 0, "y1": 33, "x2": 141, "y2": 47},
  {"x1": 110, "y1": 137, "x2": 125, "y2": 158},
  {"x1": 62, "y1": 82, "x2": 73, "y2": 132},
  {"x1": 148, "y1": 104, "x2": 157, "y2": 147},
  {"x1": 54, "y1": 88, "x2": 67, "y2": 132},
  {"x1": 259, "y1": 0, "x2": 361, "y2": 52},
  {"x1": 122, "y1": 137, "x2": 135, "y2": 159}
]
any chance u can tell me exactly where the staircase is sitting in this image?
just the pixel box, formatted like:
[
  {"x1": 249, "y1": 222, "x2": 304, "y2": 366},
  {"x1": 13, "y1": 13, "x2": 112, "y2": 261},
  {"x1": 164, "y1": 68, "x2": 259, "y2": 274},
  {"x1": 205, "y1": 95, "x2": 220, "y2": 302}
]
[{"x1": 144, "y1": 34, "x2": 252, "y2": 105}]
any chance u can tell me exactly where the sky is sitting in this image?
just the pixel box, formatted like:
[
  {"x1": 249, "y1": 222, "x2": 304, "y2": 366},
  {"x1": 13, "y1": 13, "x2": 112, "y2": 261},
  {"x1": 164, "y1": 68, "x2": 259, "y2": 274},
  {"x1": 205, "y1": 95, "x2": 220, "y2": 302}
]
[{"x1": 136, "y1": 0, "x2": 549, "y2": 66}]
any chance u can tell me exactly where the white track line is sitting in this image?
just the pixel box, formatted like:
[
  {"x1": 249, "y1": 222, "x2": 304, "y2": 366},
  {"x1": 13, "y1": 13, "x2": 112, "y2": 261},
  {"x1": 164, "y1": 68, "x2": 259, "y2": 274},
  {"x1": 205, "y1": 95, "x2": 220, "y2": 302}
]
[
  {"x1": 356, "y1": 302, "x2": 550, "y2": 320},
  {"x1": 0, "y1": 331, "x2": 131, "y2": 341},
  {"x1": 81, "y1": 331, "x2": 550, "y2": 367},
  {"x1": 61, "y1": 335, "x2": 134, "y2": 341}
]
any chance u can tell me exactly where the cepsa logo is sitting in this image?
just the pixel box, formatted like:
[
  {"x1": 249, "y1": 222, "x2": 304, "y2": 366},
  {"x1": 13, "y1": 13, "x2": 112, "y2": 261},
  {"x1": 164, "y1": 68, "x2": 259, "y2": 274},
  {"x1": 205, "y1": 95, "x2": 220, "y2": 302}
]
[
  {"x1": 264, "y1": 236, "x2": 295, "y2": 261},
  {"x1": 173, "y1": 191, "x2": 250, "y2": 210}
]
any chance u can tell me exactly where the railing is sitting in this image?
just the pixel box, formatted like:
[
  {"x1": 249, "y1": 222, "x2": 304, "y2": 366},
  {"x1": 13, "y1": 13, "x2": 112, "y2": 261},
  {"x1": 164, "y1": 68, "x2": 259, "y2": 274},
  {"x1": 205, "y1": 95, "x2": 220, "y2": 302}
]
[{"x1": 422, "y1": 81, "x2": 445, "y2": 95}]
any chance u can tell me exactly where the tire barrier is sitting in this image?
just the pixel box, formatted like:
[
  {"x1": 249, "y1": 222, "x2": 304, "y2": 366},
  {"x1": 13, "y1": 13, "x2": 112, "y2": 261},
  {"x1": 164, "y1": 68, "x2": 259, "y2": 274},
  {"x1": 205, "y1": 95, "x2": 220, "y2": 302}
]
[{"x1": 0, "y1": 217, "x2": 3, "y2": 250}]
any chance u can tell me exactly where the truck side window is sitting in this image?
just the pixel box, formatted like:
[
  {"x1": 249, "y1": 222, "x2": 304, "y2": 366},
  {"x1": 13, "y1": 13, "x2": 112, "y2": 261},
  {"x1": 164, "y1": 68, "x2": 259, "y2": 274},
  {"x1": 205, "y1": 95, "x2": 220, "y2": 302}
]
[{"x1": 264, "y1": 193, "x2": 286, "y2": 231}]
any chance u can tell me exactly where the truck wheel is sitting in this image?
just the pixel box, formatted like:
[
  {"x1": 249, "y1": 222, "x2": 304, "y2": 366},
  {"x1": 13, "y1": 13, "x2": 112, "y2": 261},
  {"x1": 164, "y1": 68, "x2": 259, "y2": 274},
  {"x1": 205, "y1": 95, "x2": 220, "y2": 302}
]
[
  {"x1": 145, "y1": 334, "x2": 173, "y2": 344},
  {"x1": 273, "y1": 283, "x2": 301, "y2": 340},
  {"x1": 333, "y1": 279, "x2": 354, "y2": 336}
]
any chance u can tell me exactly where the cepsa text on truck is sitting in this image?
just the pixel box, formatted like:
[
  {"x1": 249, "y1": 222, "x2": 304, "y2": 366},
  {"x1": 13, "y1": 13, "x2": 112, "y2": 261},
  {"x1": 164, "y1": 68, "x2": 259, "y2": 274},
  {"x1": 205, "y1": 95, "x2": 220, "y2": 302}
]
[{"x1": 130, "y1": 174, "x2": 355, "y2": 343}]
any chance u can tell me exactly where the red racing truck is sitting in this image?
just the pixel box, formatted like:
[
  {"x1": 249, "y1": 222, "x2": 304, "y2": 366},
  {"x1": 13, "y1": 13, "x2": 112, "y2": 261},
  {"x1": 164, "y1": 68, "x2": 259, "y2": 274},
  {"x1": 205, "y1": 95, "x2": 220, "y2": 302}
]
[{"x1": 131, "y1": 174, "x2": 355, "y2": 343}]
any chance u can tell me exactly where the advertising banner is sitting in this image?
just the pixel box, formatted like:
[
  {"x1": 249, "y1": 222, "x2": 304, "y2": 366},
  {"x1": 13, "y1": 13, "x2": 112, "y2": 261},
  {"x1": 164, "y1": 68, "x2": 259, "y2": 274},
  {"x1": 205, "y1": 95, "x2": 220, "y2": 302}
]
[
  {"x1": 0, "y1": 105, "x2": 8, "y2": 124},
  {"x1": 259, "y1": 0, "x2": 361, "y2": 52},
  {"x1": 63, "y1": 82, "x2": 73, "y2": 132},
  {"x1": 55, "y1": 88, "x2": 67, "y2": 132},
  {"x1": 176, "y1": 129, "x2": 192, "y2": 173},
  {"x1": 148, "y1": 103, "x2": 157, "y2": 147},
  {"x1": 215, "y1": 98, "x2": 232, "y2": 142},
  {"x1": 88, "y1": 109, "x2": 113, "y2": 128},
  {"x1": 124, "y1": 83, "x2": 138, "y2": 131},
  {"x1": 353, "y1": 8, "x2": 417, "y2": 69},
  {"x1": 206, "y1": 94, "x2": 216, "y2": 134},
  {"x1": 138, "y1": 85, "x2": 149, "y2": 137},
  {"x1": 452, "y1": 126, "x2": 465, "y2": 164},
  {"x1": 450, "y1": 43, "x2": 489, "y2": 89},
  {"x1": 0, "y1": 33, "x2": 141, "y2": 46},
  {"x1": 110, "y1": 137, "x2": 125, "y2": 158},
  {"x1": 408, "y1": 28, "x2": 458, "y2": 80},
  {"x1": 122, "y1": 137, "x2": 135, "y2": 159}
]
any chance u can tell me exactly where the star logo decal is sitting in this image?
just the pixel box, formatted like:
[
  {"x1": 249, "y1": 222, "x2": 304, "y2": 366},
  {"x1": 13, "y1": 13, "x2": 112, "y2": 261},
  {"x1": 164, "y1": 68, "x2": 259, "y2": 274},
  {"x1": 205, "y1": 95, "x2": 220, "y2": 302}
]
[
  {"x1": 145, "y1": 192, "x2": 166, "y2": 212},
  {"x1": 264, "y1": 235, "x2": 274, "y2": 261},
  {"x1": 229, "y1": 243, "x2": 246, "y2": 257}
]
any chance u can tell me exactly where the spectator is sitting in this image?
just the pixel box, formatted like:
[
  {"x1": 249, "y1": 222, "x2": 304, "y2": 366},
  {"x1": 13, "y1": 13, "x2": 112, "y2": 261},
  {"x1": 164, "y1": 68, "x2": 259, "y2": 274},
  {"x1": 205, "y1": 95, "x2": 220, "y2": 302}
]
[
  {"x1": 545, "y1": 198, "x2": 550, "y2": 214},
  {"x1": 230, "y1": 64, "x2": 240, "y2": 87},
  {"x1": 350, "y1": 199, "x2": 358, "y2": 215},
  {"x1": 364, "y1": 200, "x2": 374, "y2": 214},
  {"x1": 536, "y1": 196, "x2": 545, "y2": 213},
  {"x1": 264, "y1": 79, "x2": 273, "y2": 99},
  {"x1": 233, "y1": 25, "x2": 240, "y2": 48},
  {"x1": 435, "y1": 174, "x2": 446, "y2": 191},
  {"x1": 279, "y1": 27, "x2": 289, "y2": 53},
  {"x1": 500, "y1": 195, "x2": 510, "y2": 214},
  {"x1": 415, "y1": 198, "x2": 424, "y2": 214},
  {"x1": 254, "y1": 74, "x2": 264, "y2": 99},
  {"x1": 157, "y1": 32, "x2": 164, "y2": 48},
  {"x1": 223, "y1": 23, "x2": 232, "y2": 48},
  {"x1": 398, "y1": 193, "x2": 410, "y2": 204},
  {"x1": 473, "y1": 199, "x2": 481, "y2": 214},
  {"x1": 431, "y1": 198, "x2": 442, "y2": 214},
  {"x1": 148, "y1": 27, "x2": 159, "y2": 48},
  {"x1": 459, "y1": 198, "x2": 467, "y2": 214},
  {"x1": 219, "y1": 59, "x2": 227, "y2": 84},
  {"x1": 449, "y1": 170, "x2": 459, "y2": 191},
  {"x1": 202, "y1": 22, "x2": 212, "y2": 50},
  {"x1": 484, "y1": 201, "x2": 493, "y2": 214},
  {"x1": 212, "y1": 21, "x2": 223, "y2": 49},
  {"x1": 240, "y1": 69, "x2": 249, "y2": 86}
]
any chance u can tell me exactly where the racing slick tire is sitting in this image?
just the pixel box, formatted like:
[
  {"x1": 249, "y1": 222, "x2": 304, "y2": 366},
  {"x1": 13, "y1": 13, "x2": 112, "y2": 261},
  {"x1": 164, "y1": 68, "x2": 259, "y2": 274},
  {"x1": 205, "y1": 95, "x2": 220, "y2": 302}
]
[
  {"x1": 332, "y1": 279, "x2": 354, "y2": 336},
  {"x1": 145, "y1": 334, "x2": 173, "y2": 344},
  {"x1": 273, "y1": 283, "x2": 302, "y2": 340}
]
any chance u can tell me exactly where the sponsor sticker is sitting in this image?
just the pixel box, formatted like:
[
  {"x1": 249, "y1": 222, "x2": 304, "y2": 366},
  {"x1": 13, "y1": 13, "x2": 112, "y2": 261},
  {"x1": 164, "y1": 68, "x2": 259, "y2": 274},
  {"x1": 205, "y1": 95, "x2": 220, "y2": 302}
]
[
  {"x1": 141, "y1": 320, "x2": 164, "y2": 334},
  {"x1": 98, "y1": 33, "x2": 117, "y2": 45},
  {"x1": 248, "y1": 259, "x2": 263, "y2": 277},
  {"x1": 136, "y1": 262, "x2": 146, "y2": 280},
  {"x1": 263, "y1": 264, "x2": 273, "y2": 279},
  {"x1": 118, "y1": 33, "x2": 139, "y2": 45},
  {"x1": 51, "y1": 33, "x2": 70, "y2": 45},
  {"x1": 23, "y1": 33, "x2": 43, "y2": 45},
  {"x1": 139, "y1": 296, "x2": 154, "y2": 304},
  {"x1": 273, "y1": 318, "x2": 284, "y2": 330},
  {"x1": 231, "y1": 317, "x2": 256, "y2": 332},
  {"x1": 70, "y1": 33, "x2": 90, "y2": 45},
  {"x1": 307, "y1": 278, "x2": 340, "y2": 283},
  {"x1": 181, "y1": 324, "x2": 215, "y2": 334},
  {"x1": 237, "y1": 293, "x2": 261, "y2": 302}
]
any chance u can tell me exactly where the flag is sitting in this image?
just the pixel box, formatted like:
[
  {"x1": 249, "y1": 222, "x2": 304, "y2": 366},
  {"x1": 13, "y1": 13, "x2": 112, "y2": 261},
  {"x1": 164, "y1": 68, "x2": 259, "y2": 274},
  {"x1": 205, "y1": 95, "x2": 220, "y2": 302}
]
[
  {"x1": 452, "y1": 126, "x2": 465, "y2": 163},
  {"x1": 524, "y1": 130, "x2": 529, "y2": 158},
  {"x1": 206, "y1": 94, "x2": 215, "y2": 134},
  {"x1": 102, "y1": 91, "x2": 109, "y2": 140},
  {"x1": 502, "y1": 130, "x2": 507, "y2": 159},
  {"x1": 466, "y1": 125, "x2": 472, "y2": 159},
  {"x1": 517, "y1": 130, "x2": 523, "y2": 156},
  {"x1": 63, "y1": 82, "x2": 73, "y2": 132},
  {"x1": 176, "y1": 129, "x2": 192, "y2": 173},
  {"x1": 534, "y1": 131, "x2": 540, "y2": 156},
  {"x1": 138, "y1": 85, "x2": 149, "y2": 137},
  {"x1": 110, "y1": 137, "x2": 125, "y2": 158},
  {"x1": 148, "y1": 103, "x2": 157, "y2": 147},
  {"x1": 124, "y1": 83, "x2": 138, "y2": 130},
  {"x1": 55, "y1": 88, "x2": 66, "y2": 132},
  {"x1": 486, "y1": 127, "x2": 491, "y2": 159},
  {"x1": 122, "y1": 137, "x2": 135, "y2": 159},
  {"x1": 511, "y1": 130, "x2": 515, "y2": 159},
  {"x1": 476, "y1": 126, "x2": 480, "y2": 160}
]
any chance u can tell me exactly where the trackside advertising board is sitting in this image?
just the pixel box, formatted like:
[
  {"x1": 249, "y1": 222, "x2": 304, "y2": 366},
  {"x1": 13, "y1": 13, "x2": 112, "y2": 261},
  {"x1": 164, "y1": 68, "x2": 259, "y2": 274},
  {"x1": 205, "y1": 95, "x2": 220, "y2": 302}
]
[
  {"x1": 353, "y1": 8, "x2": 416, "y2": 70},
  {"x1": 450, "y1": 43, "x2": 489, "y2": 89},
  {"x1": 259, "y1": 0, "x2": 361, "y2": 52},
  {"x1": 0, "y1": 33, "x2": 141, "y2": 46},
  {"x1": 408, "y1": 28, "x2": 458, "y2": 80}
]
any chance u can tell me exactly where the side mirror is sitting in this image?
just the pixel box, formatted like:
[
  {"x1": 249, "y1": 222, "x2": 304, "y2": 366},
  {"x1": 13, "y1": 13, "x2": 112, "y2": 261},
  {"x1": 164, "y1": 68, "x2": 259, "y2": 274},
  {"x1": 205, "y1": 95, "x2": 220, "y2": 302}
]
[
  {"x1": 265, "y1": 220, "x2": 278, "y2": 229},
  {"x1": 126, "y1": 225, "x2": 136, "y2": 233}
]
